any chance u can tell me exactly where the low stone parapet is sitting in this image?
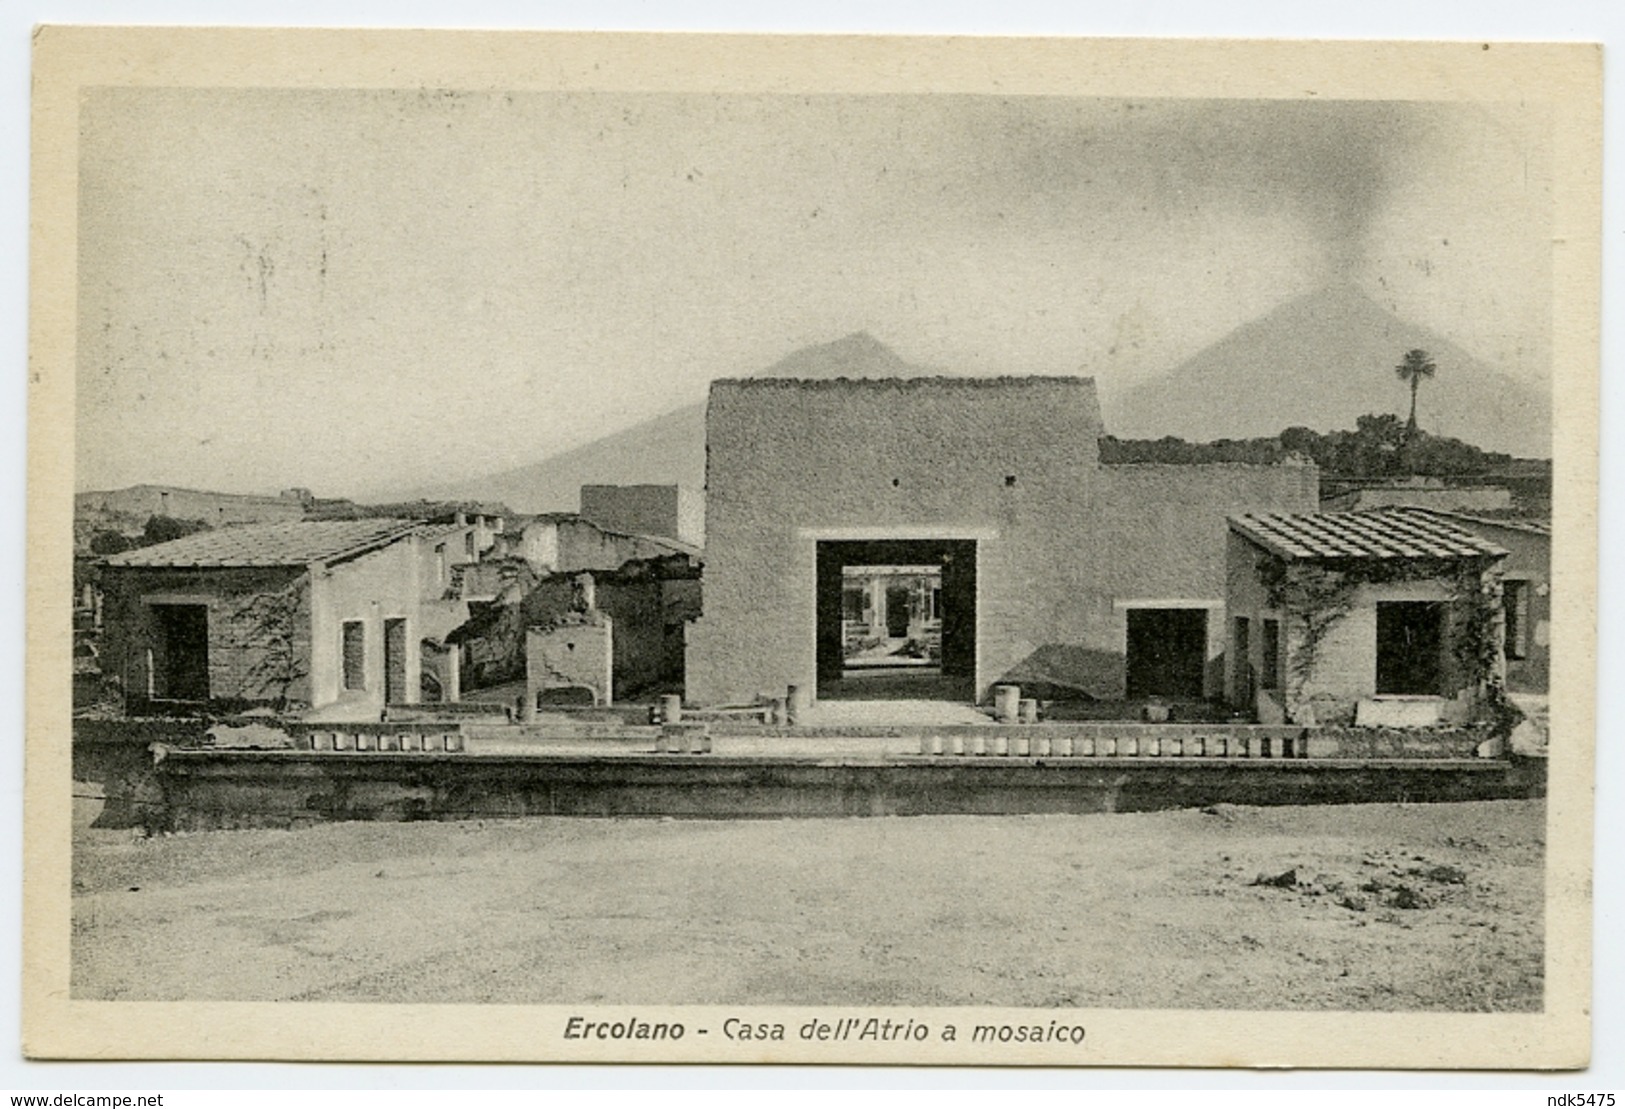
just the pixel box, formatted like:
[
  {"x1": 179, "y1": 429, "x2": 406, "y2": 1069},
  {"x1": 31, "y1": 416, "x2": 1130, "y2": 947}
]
[
  {"x1": 913, "y1": 724, "x2": 1308, "y2": 758},
  {"x1": 286, "y1": 721, "x2": 466, "y2": 754},
  {"x1": 142, "y1": 747, "x2": 1546, "y2": 829}
]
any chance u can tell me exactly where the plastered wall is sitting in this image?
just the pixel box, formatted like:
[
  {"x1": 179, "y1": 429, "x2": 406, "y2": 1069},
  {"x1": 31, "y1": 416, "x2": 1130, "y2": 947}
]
[
  {"x1": 308, "y1": 539, "x2": 425, "y2": 710},
  {"x1": 688, "y1": 377, "x2": 1319, "y2": 707}
]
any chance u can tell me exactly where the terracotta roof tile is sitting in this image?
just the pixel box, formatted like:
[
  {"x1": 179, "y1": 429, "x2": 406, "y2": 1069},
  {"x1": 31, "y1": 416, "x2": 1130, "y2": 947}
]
[
  {"x1": 1229, "y1": 510, "x2": 1507, "y2": 561},
  {"x1": 106, "y1": 519, "x2": 421, "y2": 568},
  {"x1": 1384, "y1": 506, "x2": 1552, "y2": 538}
]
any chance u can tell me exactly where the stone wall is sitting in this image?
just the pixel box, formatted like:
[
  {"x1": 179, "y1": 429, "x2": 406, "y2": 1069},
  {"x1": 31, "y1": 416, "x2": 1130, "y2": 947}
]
[
  {"x1": 688, "y1": 376, "x2": 1317, "y2": 706},
  {"x1": 145, "y1": 746, "x2": 1542, "y2": 830},
  {"x1": 77, "y1": 484, "x2": 306, "y2": 528},
  {"x1": 100, "y1": 564, "x2": 311, "y2": 708},
  {"x1": 554, "y1": 518, "x2": 680, "y2": 574},
  {"x1": 688, "y1": 377, "x2": 1105, "y2": 706},
  {"x1": 523, "y1": 577, "x2": 670, "y2": 698},
  {"x1": 580, "y1": 484, "x2": 702, "y2": 545},
  {"x1": 527, "y1": 615, "x2": 613, "y2": 707}
]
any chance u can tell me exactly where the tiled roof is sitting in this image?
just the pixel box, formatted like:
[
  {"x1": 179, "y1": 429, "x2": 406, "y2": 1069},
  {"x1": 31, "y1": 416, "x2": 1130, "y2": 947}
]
[
  {"x1": 1385, "y1": 506, "x2": 1552, "y2": 538},
  {"x1": 106, "y1": 519, "x2": 422, "y2": 568},
  {"x1": 1230, "y1": 510, "x2": 1507, "y2": 561}
]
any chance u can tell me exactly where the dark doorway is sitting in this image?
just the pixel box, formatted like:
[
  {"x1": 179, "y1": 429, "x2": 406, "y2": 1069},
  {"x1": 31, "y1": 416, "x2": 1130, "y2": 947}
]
[
  {"x1": 152, "y1": 603, "x2": 209, "y2": 701},
  {"x1": 884, "y1": 585, "x2": 911, "y2": 637},
  {"x1": 384, "y1": 618, "x2": 408, "y2": 703},
  {"x1": 1376, "y1": 601, "x2": 1445, "y2": 695},
  {"x1": 1260, "y1": 618, "x2": 1282, "y2": 691},
  {"x1": 1126, "y1": 608, "x2": 1208, "y2": 699},
  {"x1": 816, "y1": 539, "x2": 975, "y2": 701},
  {"x1": 1231, "y1": 616, "x2": 1252, "y2": 704}
]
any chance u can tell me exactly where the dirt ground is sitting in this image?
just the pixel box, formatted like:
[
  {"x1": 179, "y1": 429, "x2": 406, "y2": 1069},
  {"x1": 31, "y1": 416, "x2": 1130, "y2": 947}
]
[{"x1": 70, "y1": 799, "x2": 1544, "y2": 1011}]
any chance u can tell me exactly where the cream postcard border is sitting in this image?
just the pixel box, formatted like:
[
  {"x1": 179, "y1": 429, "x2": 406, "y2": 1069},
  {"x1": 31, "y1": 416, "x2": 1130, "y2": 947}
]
[{"x1": 23, "y1": 28, "x2": 1601, "y2": 1067}]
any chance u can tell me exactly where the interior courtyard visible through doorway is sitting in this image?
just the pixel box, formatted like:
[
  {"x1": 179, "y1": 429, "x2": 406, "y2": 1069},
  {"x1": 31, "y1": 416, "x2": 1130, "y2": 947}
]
[{"x1": 816, "y1": 538, "x2": 975, "y2": 702}]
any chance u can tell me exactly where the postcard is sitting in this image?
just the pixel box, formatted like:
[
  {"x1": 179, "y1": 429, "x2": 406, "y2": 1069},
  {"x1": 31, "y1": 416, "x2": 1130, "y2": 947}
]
[{"x1": 25, "y1": 28, "x2": 1599, "y2": 1066}]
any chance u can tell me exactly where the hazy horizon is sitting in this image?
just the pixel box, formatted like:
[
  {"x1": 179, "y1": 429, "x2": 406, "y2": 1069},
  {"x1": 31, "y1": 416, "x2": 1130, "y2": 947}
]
[{"x1": 78, "y1": 91, "x2": 1554, "y2": 498}]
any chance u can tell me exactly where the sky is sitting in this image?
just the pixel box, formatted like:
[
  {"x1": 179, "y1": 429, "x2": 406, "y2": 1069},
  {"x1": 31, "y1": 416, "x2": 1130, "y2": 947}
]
[{"x1": 76, "y1": 89, "x2": 1553, "y2": 497}]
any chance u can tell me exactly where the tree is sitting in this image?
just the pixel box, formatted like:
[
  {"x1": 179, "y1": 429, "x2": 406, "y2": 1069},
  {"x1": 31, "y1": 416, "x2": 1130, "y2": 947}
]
[
  {"x1": 142, "y1": 514, "x2": 211, "y2": 545},
  {"x1": 1394, "y1": 348, "x2": 1438, "y2": 435},
  {"x1": 88, "y1": 529, "x2": 135, "y2": 556}
]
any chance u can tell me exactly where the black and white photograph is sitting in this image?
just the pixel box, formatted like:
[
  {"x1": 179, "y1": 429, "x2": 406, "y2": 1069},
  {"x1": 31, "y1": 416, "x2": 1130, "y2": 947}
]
[{"x1": 23, "y1": 28, "x2": 1599, "y2": 1067}]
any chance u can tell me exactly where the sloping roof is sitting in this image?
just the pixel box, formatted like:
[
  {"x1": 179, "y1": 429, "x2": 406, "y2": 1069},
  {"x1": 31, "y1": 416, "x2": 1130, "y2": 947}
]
[
  {"x1": 105, "y1": 519, "x2": 422, "y2": 568},
  {"x1": 1229, "y1": 510, "x2": 1507, "y2": 561},
  {"x1": 1385, "y1": 506, "x2": 1551, "y2": 538}
]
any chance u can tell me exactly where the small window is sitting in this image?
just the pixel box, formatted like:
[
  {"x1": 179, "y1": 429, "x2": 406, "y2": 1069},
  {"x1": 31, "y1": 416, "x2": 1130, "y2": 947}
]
[
  {"x1": 342, "y1": 620, "x2": 366, "y2": 691},
  {"x1": 435, "y1": 543, "x2": 447, "y2": 585},
  {"x1": 464, "y1": 531, "x2": 476, "y2": 559},
  {"x1": 1504, "y1": 580, "x2": 1530, "y2": 660}
]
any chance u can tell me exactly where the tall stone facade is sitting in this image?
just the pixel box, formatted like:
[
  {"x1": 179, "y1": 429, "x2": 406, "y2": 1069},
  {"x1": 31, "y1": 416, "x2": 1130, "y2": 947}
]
[{"x1": 686, "y1": 376, "x2": 1317, "y2": 707}]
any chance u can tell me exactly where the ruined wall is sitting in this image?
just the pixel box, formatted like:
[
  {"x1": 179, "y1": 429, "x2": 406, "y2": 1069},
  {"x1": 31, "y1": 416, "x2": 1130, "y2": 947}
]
[
  {"x1": 555, "y1": 518, "x2": 678, "y2": 574},
  {"x1": 420, "y1": 525, "x2": 480, "y2": 599},
  {"x1": 676, "y1": 487, "x2": 705, "y2": 549},
  {"x1": 526, "y1": 616, "x2": 613, "y2": 706},
  {"x1": 1454, "y1": 520, "x2": 1549, "y2": 693},
  {"x1": 77, "y1": 485, "x2": 306, "y2": 528},
  {"x1": 688, "y1": 377, "x2": 1106, "y2": 706},
  {"x1": 522, "y1": 576, "x2": 671, "y2": 698},
  {"x1": 580, "y1": 484, "x2": 703, "y2": 545},
  {"x1": 100, "y1": 564, "x2": 311, "y2": 708},
  {"x1": 1328, "y1": 486, "x2": 1514, "y2": 513}
]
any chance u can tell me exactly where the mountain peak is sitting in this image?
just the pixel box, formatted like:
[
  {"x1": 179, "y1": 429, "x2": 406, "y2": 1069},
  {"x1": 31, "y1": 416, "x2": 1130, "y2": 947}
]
[
  {"x1": 755, "y1": 331, "x2": 921, "y2": 380},
  {"x1": 1108, "y1": 284, "x2": 1551, "y2": 457}
]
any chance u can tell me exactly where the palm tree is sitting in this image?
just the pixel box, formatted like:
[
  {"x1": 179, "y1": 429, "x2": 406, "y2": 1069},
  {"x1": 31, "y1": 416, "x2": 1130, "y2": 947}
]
[{"x1": 1395, "y1": 348, "x2": 1437, "y2": 435}]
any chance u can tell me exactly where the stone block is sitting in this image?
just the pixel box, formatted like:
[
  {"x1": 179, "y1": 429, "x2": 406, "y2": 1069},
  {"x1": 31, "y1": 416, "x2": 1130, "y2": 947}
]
[
  {"x1": 1355, "y1": 697, "x2": 1448, "y2": 729},
  {"x1": 1304, "y1": 734, "x2": 1341, "y2": 759},
  {"x1": 526, "y1": 616, "x2": 613, "y2": 710}
]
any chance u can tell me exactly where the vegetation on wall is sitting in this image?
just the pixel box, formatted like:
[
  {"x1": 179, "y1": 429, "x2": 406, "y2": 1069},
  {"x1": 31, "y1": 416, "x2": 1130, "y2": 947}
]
[
  {"x1": 1259, "y1": 555, "x2": 1508, "y2": 719},
  {"x1": 231, "y1": 581, "x2": 310, "y2": 709}
]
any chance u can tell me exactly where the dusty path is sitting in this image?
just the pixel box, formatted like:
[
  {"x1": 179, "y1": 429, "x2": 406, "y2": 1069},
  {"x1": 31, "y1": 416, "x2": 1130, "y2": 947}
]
[{"x1": 71, "y1": 799, "x2": 1544, "y2": 1010}]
